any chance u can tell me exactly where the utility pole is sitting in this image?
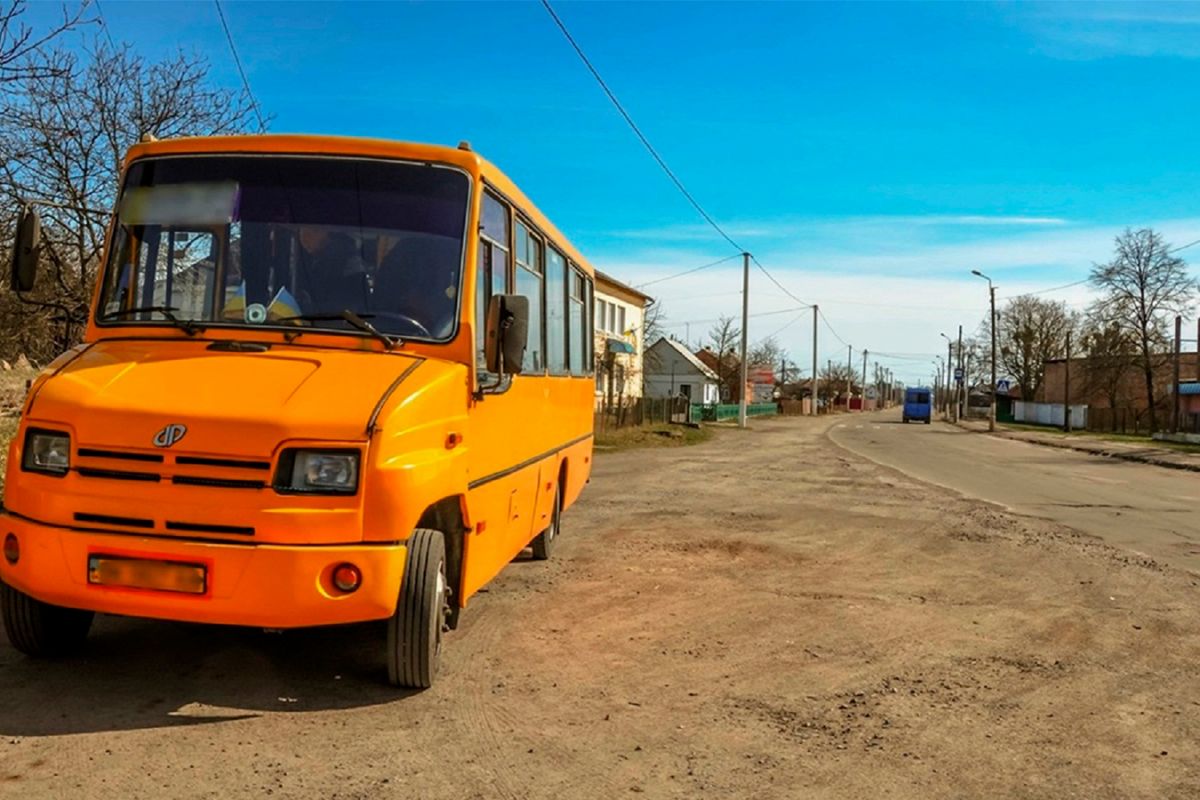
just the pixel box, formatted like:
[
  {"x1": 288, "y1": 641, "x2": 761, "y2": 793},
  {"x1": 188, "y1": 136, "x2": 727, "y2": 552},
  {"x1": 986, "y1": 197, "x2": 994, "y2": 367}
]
[
  {"x1": 738, "y1": 252, "x2": 750, "y2": 428},
  {"x1": 955, "y1": 324, "x2": 963, "y2": 423},
  {"x1": 1064, "y1": 330, "x2": 1072, "y2": 433},
  {"x1": 846, "y1": 344, "x2": 853, "y2": 410},
  {"x1": 811, "y1": 304, "x2": 819, "y2": 416},
  {"x1": 940, "y1": 332, "x2": 953, "y2": 418},
  {"x1": 827, "y1": 359, "x2": 832, "y2": 409},
  {"x1": 861, "y1": 349, "x2": 868, "y2": 412},
  {"x1": 1173, "y1": 315, "x2": 1182, "y2": 433}
]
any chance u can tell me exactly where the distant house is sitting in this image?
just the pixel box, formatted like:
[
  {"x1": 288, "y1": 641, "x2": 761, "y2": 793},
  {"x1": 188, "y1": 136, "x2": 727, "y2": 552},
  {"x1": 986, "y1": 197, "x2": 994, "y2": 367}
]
[
  {"x1": 643, "y1": 337, "x2": 720, "y2": 405},
  {"x1": 694, "y1": 347, "x2": 754, "y2": 403},
  {"x1": 593, "y1": 271, "x2": 653, "y2": 408}
]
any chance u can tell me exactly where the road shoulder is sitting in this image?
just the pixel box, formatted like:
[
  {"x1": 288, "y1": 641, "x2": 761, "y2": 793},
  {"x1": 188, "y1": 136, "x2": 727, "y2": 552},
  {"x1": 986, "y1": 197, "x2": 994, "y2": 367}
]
[{"x1": 954, "y1": 418, "x2": 1200, "y2": 473}]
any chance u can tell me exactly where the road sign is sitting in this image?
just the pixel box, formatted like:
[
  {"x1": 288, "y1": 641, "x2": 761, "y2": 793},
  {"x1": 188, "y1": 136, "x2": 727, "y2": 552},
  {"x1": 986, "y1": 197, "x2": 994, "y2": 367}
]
[
  {"x1": 865, "y1": 387, "x2": 878, "y2": 400},
  {"x1": 953, "y1": 367, "x2": 963, "y2": 382},
  {"x1": 996, "y1": 379, "x2": 1011, "y2": 393}
]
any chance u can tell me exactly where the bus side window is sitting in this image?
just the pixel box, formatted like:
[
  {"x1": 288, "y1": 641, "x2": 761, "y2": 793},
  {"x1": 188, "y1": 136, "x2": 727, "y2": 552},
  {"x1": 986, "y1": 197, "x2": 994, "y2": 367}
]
[
  {"x1": 476, "y1": 192, "x2": 510, "y2": 381},
  {"x1": 515, "y1": 221, "x2": 545, "y2": 373},
  {"x1": 584, "y1": 273, "x2": 595, "y2": 373},
  {"x1": 545, "y1": 245, "x2": 568, "y2": 375},
  {"x1": 568, "y1": 266, "x2": 587, "y2": 375}
]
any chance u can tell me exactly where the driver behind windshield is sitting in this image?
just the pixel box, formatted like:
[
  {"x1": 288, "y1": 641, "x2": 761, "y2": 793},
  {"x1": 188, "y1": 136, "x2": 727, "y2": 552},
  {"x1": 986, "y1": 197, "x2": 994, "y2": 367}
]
[{"x1": 298, "y1": 228, "x2": 371, "y2": 316}]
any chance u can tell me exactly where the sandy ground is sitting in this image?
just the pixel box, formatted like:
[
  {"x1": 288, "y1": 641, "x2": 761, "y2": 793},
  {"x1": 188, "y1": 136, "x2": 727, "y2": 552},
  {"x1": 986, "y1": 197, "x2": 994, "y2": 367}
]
[{"x1": 1, "y1": 414, "x2": 1198, "y2": 798}]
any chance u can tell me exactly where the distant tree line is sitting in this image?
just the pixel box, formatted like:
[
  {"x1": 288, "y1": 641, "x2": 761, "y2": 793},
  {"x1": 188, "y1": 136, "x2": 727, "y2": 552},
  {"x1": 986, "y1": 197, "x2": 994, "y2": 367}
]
[{"x1": 962, "y1": 227, "x2": 1195, "y2": 431}]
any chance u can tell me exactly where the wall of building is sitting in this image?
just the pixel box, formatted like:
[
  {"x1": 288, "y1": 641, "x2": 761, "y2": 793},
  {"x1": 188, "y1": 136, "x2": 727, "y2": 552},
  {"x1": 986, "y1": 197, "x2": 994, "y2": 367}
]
[
  {"x1": 1039, "y1": 352, "x2": 1199, "y2": 409},
  {"x1": 643, "y1": 341, "x2": 719, "y2": 404},
  {"x1": 594, "y1": 279, "x2": 648, "y2": 402}
]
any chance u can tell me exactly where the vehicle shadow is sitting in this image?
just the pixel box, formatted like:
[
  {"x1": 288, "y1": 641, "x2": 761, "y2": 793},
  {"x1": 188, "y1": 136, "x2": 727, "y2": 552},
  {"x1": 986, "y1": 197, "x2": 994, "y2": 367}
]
[{"x1": 0, "y1": 614, "x2": 417, "y2": 736}]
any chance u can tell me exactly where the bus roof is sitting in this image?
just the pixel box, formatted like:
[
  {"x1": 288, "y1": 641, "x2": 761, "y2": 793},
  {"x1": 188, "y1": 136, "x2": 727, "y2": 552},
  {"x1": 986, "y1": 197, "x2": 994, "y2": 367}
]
[{"x1": 123, "y1": 134, "x2": 595, "y2": 277}]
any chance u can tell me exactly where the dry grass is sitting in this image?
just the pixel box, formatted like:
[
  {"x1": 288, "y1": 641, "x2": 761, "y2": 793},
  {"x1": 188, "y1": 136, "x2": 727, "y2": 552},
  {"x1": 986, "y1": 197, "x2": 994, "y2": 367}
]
[
  {"x1": 594, "y1": 422, "x2": 712, "y2": 452},
  {"x1": 0, "y1": 367, "x2": 35, "y2": 499}
]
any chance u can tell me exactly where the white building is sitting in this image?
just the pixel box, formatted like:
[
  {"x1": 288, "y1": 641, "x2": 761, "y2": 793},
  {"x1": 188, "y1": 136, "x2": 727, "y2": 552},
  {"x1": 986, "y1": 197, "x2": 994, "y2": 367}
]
[
  {"x1": 594, "y1": 271, "x2": 652, "y2": 406},
  {"x1": 643, "y1": 337, "x2": 721, "y2": 405}
]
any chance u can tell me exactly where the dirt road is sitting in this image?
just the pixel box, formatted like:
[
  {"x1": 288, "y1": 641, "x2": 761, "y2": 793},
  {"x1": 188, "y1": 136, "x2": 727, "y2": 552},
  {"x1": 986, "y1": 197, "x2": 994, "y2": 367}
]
[{"x1": 2, "y1": 415, "x2": 1198, "y2": 798}]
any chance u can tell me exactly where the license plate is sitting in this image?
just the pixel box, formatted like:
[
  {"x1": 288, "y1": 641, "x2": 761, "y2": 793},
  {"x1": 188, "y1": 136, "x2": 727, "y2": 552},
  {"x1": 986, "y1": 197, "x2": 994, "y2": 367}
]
[{"x1": 87, "y1": 555, "x2": 207, "y2": 595}]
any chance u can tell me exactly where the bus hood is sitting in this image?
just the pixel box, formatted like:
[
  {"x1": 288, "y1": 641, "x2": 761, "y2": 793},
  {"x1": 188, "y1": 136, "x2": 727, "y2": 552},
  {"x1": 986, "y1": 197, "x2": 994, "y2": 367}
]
[{"x1": 28, "y1": 340, "x2": 426, "y2": 456}]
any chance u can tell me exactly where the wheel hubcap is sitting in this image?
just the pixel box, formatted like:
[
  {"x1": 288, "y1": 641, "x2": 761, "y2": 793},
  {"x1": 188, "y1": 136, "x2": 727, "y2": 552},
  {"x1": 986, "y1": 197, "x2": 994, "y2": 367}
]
[{"x1": 435, "y1": 564, "x2": 448, "y2": 654}]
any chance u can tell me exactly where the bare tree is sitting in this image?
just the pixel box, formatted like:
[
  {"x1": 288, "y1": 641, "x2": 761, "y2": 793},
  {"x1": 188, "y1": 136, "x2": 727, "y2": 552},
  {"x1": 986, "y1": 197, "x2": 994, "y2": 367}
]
[
  {"x1": 820, "y1": 361, "x2": 858, "y2": 395},
  {"x1": 705, "y1": 315, "x2": 741, "y2": 402},
  {"x1": 1079, "y1": 318, "x2": 1139, "y2": 419},
  {"x1": 749, "y1": 336, "x2": 783, "y2": 371},
  {"x1": 992, "y1": 295, "x2": 1075, "y2": 402},
  {"x1": 640, "y1": 299, "x2": 666, "y2": 380},
  {"x1": 1090, "y1": 228, "x2": 1197, "y2": 432},
  {"x1": 0, "y1": 40, "x2": 259, "y2": 361},
  {"x1": 0, "y1": 1, "x2": 88, "y2": 88}
]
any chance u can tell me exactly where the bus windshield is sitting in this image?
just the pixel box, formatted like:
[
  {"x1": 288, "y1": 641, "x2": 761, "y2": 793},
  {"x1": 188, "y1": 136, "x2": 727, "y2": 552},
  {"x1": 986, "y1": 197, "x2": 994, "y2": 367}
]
[{"x1": 98, "y1": 155, "x2": 470, "y2": 342}]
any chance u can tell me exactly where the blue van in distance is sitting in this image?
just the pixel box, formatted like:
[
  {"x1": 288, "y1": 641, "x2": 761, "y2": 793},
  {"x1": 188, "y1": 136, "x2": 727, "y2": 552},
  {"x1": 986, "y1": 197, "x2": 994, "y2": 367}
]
[{"x1": 903, "y1": 387, "x2": 933, "y2": 424}]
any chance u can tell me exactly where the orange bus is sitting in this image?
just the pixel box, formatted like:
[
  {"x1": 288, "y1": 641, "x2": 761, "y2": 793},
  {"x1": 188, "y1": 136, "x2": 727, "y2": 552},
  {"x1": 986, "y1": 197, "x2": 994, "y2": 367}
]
[{"x1": 1, "y1": 135, "x2": 595, "y2": 688}]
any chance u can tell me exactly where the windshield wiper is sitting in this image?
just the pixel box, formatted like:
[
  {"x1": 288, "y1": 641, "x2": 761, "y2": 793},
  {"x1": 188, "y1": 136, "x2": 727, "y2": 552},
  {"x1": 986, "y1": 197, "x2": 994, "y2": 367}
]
[
  {"x1": 277, "y1": 310, "x2": 399, "y2": 350},
  {"x1": 100, "y1": 305, "x2": 205, "y2": 336}
]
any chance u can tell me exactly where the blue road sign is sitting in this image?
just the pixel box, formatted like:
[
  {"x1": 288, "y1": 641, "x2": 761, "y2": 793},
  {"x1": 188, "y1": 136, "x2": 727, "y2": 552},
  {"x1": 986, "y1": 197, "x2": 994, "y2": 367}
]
[
  {"x1": 996, "y1": 379, "x2": 1011, "y2": 393},
  {"x1": 953, "y1": 367, "x2": 964, "y2": 382}
]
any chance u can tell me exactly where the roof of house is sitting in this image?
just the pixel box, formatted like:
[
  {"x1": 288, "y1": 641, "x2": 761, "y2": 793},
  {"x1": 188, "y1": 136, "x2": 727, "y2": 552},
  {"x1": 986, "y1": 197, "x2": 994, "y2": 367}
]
[
  {"x1": 651, "y1": 337, "x2": 719, "y2": 380},
  {"x1": 595, "y1": 270, "x2": 653, "y2": 304}
]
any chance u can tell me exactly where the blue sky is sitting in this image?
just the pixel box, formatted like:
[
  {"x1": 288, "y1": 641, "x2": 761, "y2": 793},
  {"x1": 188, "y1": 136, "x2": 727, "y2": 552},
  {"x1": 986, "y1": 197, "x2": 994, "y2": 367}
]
[{"x1": 31, "y1": 1, "x2": 1200, "y2": 382}]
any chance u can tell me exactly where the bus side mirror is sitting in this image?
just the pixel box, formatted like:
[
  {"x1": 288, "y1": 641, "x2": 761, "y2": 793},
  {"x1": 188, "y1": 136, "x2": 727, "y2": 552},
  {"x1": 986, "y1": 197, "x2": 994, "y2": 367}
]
[
  {"x1": 10, "y1": 204, "x2": 41, "y2": 292},
  {"x1": 485, "y1": 294, "x2": 529, "y2": 376}
]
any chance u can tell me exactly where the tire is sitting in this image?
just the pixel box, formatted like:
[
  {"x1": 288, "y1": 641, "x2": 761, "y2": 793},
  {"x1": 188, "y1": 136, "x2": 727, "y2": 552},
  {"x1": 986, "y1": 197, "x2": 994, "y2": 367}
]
[
  {"x1": 530, "y1": 481, "x2": 561, "y2": 561},
  {"x1": 387, "y1": 529, "x2": 448, "y2": 689},
  {"x1": 1, "y1": 580, "x2": 94, "y2": 657}
]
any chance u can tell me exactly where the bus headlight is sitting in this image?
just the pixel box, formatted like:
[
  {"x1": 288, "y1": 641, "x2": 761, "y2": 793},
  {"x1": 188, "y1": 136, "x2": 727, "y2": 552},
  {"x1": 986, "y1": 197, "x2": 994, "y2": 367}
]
[
  {"x1": 22, "y1": 429, "x2": 70, "y2": 476},
  {"x1": 275, "y1": 449, "x2": 359, "y2": 494}
]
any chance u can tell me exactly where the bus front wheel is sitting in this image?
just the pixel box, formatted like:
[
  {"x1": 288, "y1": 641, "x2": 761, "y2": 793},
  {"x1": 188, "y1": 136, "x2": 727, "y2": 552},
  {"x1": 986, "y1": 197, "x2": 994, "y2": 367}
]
[
  {"x1": 0, "y1": 580, "x2": 94, "y2": 657},
  {"x1": 387, "y1": 529, "x2": 449, "y2": 689}
]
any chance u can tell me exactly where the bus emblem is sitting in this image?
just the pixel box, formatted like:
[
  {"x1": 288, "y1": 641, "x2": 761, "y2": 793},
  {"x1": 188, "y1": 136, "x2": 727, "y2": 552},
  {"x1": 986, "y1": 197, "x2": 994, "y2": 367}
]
[{"x1": 153, "y1": 424, "x2": 188, "y2": 448}]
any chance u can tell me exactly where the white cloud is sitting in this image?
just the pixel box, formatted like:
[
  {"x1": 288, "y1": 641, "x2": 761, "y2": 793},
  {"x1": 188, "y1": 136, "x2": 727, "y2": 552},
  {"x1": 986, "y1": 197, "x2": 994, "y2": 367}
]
[
  {"x1": 1019, "y1": 2, "x2": 1200, "y2": 59},
  {"x1": 592, "y1": 216, "x2": 1200, "y2": 383},
  {"x1": 603, "y1": 214, "x2": 1070, "y2": 243}
]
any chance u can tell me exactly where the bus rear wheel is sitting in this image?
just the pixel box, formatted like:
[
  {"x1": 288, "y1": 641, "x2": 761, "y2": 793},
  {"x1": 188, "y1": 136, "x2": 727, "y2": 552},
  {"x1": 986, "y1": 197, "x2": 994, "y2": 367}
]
[
  {"x1": 387, "y1": 529, "x2": 448, "y2": 689},
  {"x1": 530, "y1": 482, "x2": 561, "y2": 561},
  {"x1": 0, "y1": 580, "x2": 94, "y2": 657}
]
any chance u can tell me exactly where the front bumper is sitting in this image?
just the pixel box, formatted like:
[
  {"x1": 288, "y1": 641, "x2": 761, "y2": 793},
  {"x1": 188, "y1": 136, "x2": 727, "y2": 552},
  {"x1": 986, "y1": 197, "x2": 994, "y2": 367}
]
[{"x1": 0, "y1": 511, "x2": 406, "y2": 628}]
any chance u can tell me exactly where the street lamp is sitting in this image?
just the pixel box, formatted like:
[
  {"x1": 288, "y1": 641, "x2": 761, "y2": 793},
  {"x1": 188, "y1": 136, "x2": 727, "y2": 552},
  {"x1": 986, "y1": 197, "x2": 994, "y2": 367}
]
[{"x1": 971, "y1": 270, "x2": 997, "y2": 432}]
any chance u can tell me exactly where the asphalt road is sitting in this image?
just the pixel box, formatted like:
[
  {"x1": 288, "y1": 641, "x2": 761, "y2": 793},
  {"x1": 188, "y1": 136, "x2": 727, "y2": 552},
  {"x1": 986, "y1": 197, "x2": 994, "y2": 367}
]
[{"x1": 829, "y1": 410, "x2": 1200, "y2": 575}]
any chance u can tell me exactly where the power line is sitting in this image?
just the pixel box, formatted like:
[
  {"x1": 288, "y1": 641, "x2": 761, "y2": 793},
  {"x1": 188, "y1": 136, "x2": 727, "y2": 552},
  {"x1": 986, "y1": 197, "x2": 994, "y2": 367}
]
[
  {"x1": 1007, "y1": 278, "x2": 1090, "y2": 299},
  {"x1": 636, "y1": 253, "x2": 742, "y2": 288},
  {"x1": 93, "y1": 0, "x2": 117, "y2": 49},
  {"x1": 818, "y1": 308, "x2": 849, "y2": 348},
  {"x1": 1004, "y1": 238, "x2": 1199, "y2": 301},
  {"x1": 750, "y1": 255, "x2": 811, "y2": 307},
  {"x1": 213, "y1": 0, "x2": 267, "y2": 132},
  {"x1": 660, "y1": 304, "x2": 811, "y2": 328},
  {"x1": 540, "y1": 0, "x2": 742, "y2": 253},
  {"x1": 755, "y1": 312, "x2": 807, "y2": 345}
]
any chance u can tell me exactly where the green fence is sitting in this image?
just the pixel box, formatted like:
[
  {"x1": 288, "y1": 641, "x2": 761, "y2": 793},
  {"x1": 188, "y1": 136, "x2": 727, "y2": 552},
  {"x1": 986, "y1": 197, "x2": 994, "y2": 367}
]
[{"x1": 689, "y1": 403, "x2": 779, "y2": 422}]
